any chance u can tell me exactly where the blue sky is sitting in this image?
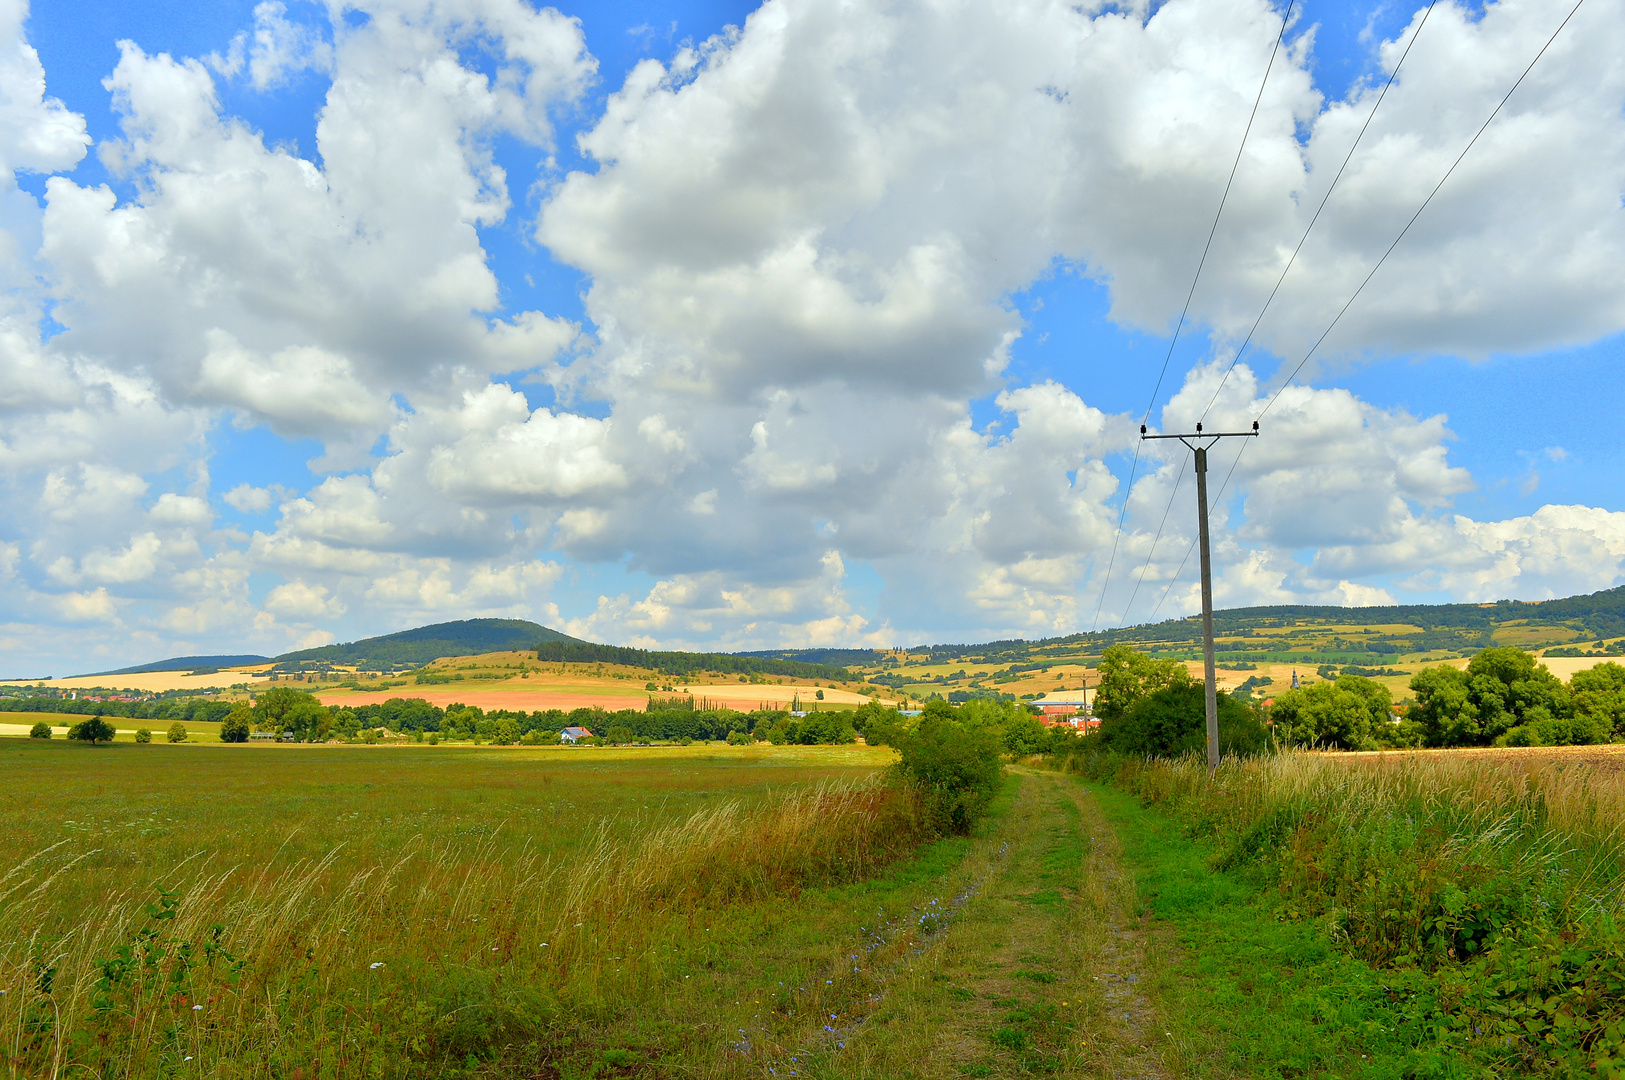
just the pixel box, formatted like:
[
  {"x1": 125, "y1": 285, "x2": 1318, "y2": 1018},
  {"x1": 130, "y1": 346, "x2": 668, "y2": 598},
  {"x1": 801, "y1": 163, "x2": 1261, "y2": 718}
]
[{"x1": 1, "y1": 0, "x2": 1622, "y2": 671}]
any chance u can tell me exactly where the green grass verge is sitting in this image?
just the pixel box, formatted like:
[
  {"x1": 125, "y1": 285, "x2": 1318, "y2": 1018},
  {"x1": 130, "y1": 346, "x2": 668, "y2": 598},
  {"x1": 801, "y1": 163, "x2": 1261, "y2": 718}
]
[{"x1": 1090, "y1": 783, "x2": 1456, "y2": 1080}]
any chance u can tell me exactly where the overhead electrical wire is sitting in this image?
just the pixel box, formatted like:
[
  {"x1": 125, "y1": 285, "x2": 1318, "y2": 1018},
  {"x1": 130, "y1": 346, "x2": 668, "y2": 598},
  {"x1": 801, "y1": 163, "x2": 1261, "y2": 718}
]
[
  {"x1": 1148, "y1": 0, "x2": 1590, "y2": 620},
  {"x1": 1196, "y1": 0, "x2": 1442, "y2": 425},
  {"x1": 1117, "y1": 447, "x2": 1192, "y2": 625},
  {"x1": 1131, "y1": 0, "x2": 1441, "y2": 626},
  {"x1": 1254, "y1": 0, "x2": 1588, "y2": 425},
  {"x1": 1087, "y1": 0, "x2": 1298, "y2": 633}
]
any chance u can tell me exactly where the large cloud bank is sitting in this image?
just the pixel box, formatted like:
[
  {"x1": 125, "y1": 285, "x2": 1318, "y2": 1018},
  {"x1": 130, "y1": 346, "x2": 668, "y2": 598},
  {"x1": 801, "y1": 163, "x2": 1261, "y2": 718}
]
[{"x1": 1, "y1": 0, "x2": 1623, "y2": 670}]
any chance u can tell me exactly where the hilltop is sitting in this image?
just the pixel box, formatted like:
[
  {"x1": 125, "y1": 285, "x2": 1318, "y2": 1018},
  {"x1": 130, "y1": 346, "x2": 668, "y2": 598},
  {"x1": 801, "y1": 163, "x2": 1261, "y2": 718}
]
[{"x1": 271, "y1": 618, "x2": 579, "y2": 671}]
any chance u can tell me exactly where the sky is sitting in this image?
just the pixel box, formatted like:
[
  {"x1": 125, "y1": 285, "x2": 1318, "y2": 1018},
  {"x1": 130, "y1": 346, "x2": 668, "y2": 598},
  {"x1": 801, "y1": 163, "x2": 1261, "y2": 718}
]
[{"x1": 1, "y1": 0, "x2": 1623, "y2": 675}]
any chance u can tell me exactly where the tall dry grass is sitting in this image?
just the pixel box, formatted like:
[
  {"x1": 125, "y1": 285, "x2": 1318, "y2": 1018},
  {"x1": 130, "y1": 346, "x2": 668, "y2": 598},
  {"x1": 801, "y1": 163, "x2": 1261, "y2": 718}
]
[{"x1": 0, "y1": 778, "x2": 928, "y2": 1078}]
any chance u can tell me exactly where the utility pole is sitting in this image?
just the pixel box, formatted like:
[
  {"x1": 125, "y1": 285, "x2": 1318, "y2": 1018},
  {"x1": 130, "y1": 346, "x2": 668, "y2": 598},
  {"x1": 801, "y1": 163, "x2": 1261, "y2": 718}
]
[{"x1": 1140, "y1": 420, "x2": 1258, "y2": 771}]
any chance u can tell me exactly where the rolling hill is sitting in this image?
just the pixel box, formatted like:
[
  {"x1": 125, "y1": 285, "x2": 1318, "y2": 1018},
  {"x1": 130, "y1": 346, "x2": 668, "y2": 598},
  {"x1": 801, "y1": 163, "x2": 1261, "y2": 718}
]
[
  {"x1": 84, "y1": 654, "x2": 273, "y2": 677},
  {"x1": 271, "y1": 618, "x2": 580, "y2": 670}
]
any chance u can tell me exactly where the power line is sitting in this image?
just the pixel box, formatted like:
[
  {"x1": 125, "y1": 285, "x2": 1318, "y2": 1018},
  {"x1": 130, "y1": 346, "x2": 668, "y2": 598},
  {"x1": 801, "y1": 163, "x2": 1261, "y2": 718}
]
[
  {"x1": 1088, "y1": 0, "x2": 1297, "y2": 631},
  {"x1": 1198, "y1": 0, "x2": 1442, "y2": 424},
  {"x1": 1256, "y1": 0, "x2": 1588, "y2": 423},
  {"x1": 1118, "y1": 446, "x2": 1191, "y2": 627},
  {"x1": 1149, "y1": 0, "x2": 1590, "y2": 624}
]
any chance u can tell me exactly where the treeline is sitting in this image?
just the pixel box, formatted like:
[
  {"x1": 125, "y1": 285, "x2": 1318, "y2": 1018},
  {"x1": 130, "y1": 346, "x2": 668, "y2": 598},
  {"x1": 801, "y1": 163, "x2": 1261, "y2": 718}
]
[
  {"x1": 213, "y1": 686, "x2": 888, "y2": 745},
  {"x1": 0, "y1": 694, "x2": 237, "y2": 725},
  {"x1": 1267, "y1": 648, "x2": 1625, "y2": 750},
  {"x1": 531, "y1": 640, "x2": 851, "y2": 682},
  {"x1": 1066, "y1": 644, "x2": 1625, "y2": 757}
]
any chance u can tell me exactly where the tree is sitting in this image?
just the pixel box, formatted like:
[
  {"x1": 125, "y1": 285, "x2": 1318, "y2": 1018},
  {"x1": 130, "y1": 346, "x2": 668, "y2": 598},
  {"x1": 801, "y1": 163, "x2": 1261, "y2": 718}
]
[
  {"x1": 255, "y1": 686, "x2": 332, "y2": 741},
  {"x1": 851, "y1": 700, "x2": 896, "y2": 734},
  {"x1": 1092, "y1": 645, "x2": 1193, "y2": 723},
  {"x1": 1097, "y1": 683, "x2": 1268, "y2": 758},
  {"x1": 1570, "y1": 661, "x2": 1625, "y2": 740},
  {"x1": 135, "y1": 728, "x2": 153, "y2": 743},
  {"x1": 605, "y1": 725, "x2": 635, "y2": 745},
  {"x1": 1269, "y1": 675, "x2": 1393, "y2": 750},
  {"x1": 219, "y1": 706, "x2": 251, "y2": 743},
  {"x1": 999, "y1": 713, "x2": 1051, "y2": 756},
  {"x1": 28, "y1": 722, "x2": 51, "y2": 739},
  {"x1": 167, "y1": 722, "x2": 188, "y2": 743},
  {"x1": 67, "y1": 717, "x2": 116, "y2": 744},
  {"x1": 1409, "y1": 666, "x2": 1478, "y2": 746},
  {"x1": 1409, "y1": 650, "x2": 1573, "y2": 747}
]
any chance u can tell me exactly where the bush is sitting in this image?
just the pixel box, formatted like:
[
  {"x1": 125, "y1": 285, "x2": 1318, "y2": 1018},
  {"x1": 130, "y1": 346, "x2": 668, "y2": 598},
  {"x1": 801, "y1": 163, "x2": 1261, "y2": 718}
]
[
  {"x1": 134, "y1": 728, "x2": 153, "y2": 743},
  {"x1": 427, "y1": 732, "x2": 440, "y2": 745},
  {"x1": 167, "y1": 722, "x2": 187, "y2": 743},
  {"x1": 67, "y1": 717, "x2": 116, "y2": 744},
  {"x1": 725, "y1": 729, "x2": 752, "y2": 746},
  {"x1": 28, "y1": 721, "x2": 51, "y2": 739},
  {"x1": 885, "y1": 715, "x2": 1003, "y2": 834},
  {"x1": 1096, "y1": 682, "x2": 1268, "y2": 759}
]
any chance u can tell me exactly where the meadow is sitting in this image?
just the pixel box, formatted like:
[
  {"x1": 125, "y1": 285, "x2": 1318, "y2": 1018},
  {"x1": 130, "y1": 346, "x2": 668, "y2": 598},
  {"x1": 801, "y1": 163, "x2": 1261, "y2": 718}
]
[
  {"x1": 11, "y1": 726, "x2": 1625, "y2": 1079},
  {"x1": 1, "y1": 741, "x2": 943, "y2": 1078}
]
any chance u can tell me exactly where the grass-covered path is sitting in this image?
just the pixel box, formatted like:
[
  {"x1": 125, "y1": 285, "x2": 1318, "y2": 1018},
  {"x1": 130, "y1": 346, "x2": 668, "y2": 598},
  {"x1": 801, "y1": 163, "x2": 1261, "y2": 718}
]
[
  {"x1": 795, "y1": 767, "x2": 1411, "y2": 1080},
  {"x1": 808, "y1": 767, "x2": 1176, "y2": 1078}
]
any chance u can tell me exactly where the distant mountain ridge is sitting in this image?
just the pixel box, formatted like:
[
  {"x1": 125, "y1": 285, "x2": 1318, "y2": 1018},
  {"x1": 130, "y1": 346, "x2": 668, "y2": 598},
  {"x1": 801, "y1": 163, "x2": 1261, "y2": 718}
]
[
  {"x1": 68, "y1": 584, "x2": 1625, "y2": 681},
  {"x1": 273, "y1": 618, "x2": 579, "y2": 669}
]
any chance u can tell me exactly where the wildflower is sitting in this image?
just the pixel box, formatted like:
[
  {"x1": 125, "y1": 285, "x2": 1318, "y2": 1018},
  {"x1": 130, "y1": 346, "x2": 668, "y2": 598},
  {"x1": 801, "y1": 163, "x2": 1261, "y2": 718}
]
[{"x1": 192, "y1": 1004, "x2": 203, "y2": 1010}]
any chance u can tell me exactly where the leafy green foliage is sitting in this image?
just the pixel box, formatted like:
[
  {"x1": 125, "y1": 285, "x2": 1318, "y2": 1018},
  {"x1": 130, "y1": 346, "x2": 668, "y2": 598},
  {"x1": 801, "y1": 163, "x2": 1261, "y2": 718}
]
[
  {"x1": 28, "y1": 721, "x2": 50, "y2": 739},
  {"x1": 1091, "y1": 643, "x2": 1192, "y2": 722},
  {"x1": 1268, "y1": 674, "x2": 1398, "y2": 750},
  {"x1": 134, "y1": 728, "x2": 152, "y2": 743},
  {"x1": 1095, "y1": 682, "x2": 1267, "y2": 758},
  {"x1": 218, "y1": 706, "x2": 250, "y2": 742},
  {"x1": 1408, "y1": 648, "x2": 1613, "y2": 747},
  {"x1": 880, "y1": 715, "x2": 1003, "y2": 833},
  {"x1": 66, "y1": 716, "x2": 116, "y2": 743},
  {"x1": 165, "y1": 722, "x2": 186, "y2": 743},
  {"x1": 533, "y1": 639, "x2": 850, "y2": 682},
  {"x1": 254, "y1": 687, "x2": 330, "y2": 741}
]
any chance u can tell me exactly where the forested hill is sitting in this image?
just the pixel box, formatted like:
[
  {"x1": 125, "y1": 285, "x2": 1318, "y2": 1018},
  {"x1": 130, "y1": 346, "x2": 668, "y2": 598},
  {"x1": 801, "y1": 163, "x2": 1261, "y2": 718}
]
[
  {"x1": 274, "y1": 619, "x2": 579, "y2": 670},
  {"x1": 86, "y1": 654, "x2": 272, "y2": 677},
  {"x1": 530, "y1": 640, "x2": 853, "y2": 683},
  {"x1": 762, "y1": 584, "x2": 1625, "y2": 665}
]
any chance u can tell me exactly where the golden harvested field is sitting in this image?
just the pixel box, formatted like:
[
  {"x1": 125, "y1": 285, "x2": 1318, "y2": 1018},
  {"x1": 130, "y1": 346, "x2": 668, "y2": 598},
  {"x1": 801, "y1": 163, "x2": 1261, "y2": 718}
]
[
  {"x1": 10, "y1": 669, "x2": 272, "y2": 694},
  {"x1": 1338, "y1": 741, "x2": 1625, "y2": 773}
]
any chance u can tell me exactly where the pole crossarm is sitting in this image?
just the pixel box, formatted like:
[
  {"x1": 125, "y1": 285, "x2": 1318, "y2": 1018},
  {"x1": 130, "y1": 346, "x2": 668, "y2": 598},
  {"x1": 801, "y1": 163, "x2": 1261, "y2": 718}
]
[
  {"x1": 1134, "y1": 420, "x2": 1259, "y2": 772},
  {"x1": 1139, "y1": 421, "x2": 1260, "y2": 444}
]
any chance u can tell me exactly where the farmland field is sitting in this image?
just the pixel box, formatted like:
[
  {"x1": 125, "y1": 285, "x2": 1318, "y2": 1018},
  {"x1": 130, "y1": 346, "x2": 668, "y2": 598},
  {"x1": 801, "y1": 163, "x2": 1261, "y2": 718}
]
[{"x1": 8, "y1": 737, "x2": 1625, "y2": 1077}]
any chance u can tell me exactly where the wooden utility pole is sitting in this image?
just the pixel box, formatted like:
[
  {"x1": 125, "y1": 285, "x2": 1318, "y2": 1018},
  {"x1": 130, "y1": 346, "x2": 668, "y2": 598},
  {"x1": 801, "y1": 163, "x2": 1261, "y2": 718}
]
[{"x1": 1141, "y1": 421, "x2": 1258, "y2": 772}]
